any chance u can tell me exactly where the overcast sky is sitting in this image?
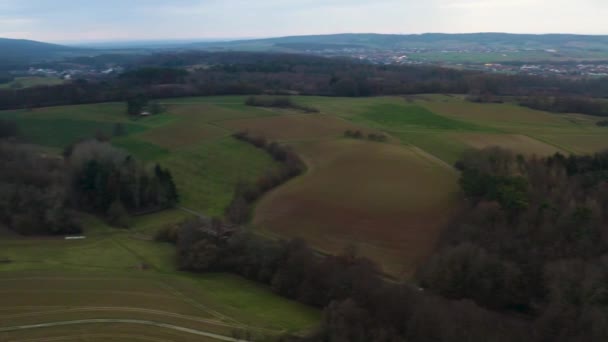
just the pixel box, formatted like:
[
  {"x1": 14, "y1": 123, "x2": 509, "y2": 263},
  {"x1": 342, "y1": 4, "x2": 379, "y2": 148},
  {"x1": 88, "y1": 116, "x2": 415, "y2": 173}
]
[{"x1": 0, "y1": 0, "x2": 606, "y2": 43}]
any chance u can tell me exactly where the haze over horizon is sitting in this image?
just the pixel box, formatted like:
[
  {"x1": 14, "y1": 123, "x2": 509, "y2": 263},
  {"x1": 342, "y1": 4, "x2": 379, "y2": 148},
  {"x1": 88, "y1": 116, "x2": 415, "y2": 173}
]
[{"x1": 0, "y1": 0, "x2": 606, "y2": 43}]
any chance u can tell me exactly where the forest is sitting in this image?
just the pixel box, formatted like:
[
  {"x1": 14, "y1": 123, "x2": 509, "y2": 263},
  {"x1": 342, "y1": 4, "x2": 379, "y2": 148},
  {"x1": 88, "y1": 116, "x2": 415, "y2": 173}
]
[
  {"x1": 1, "y1": 52, "x2": 608, "y2": 116},
  {"x1": 0, "y1": 124, "x2": 178, "y2": 233}
]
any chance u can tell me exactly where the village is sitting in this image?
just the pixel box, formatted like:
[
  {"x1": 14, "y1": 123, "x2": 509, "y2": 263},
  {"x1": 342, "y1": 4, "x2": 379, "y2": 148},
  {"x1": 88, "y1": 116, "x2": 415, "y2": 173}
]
[{"x1": 297, "y1": 45, "x2": 608, "y2": 78}]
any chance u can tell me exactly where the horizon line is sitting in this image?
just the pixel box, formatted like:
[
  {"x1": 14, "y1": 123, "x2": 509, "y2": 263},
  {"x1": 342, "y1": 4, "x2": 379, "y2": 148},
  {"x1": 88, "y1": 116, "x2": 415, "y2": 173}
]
[{"x1": 3, "y1": 31, "x2": 608, "y2": 45}]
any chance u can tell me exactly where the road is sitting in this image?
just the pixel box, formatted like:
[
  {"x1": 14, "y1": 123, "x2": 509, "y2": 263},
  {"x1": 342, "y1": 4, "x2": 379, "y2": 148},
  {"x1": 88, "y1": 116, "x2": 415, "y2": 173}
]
[{"x1": 0, "y1": 319, "x2": 253, "y2": 342}]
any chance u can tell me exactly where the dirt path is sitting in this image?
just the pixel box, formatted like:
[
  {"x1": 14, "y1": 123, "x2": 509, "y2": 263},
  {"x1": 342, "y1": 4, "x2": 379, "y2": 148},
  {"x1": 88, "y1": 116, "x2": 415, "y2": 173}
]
[{"x1": 0, "y1": 319, "x2": 252, "y2": 342}]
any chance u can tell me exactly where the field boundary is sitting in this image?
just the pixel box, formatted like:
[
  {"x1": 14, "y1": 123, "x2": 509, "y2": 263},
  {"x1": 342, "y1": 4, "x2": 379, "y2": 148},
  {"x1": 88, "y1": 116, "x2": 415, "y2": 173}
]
[{"x1": 409, "y1": 146, "x2": 458, "y2": 172}]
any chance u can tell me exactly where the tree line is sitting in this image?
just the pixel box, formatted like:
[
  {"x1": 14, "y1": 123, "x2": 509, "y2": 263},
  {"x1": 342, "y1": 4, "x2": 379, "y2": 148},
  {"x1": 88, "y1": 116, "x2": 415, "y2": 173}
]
[
  {"x1": 226, "y1": 132, "x2": 305, "y2": 224},
  {"x1": 518, "y1": 96, "x2": 608, "y2": 117},
  {"x1": 1, "y1": 52, "x2": 607, "y2": 115},
  {"x1": 157, "y1": 215, "x2": 526, "y2": 342},
  {"x1": 344, "y1": 130, "x2": 388, "y2": 142}
]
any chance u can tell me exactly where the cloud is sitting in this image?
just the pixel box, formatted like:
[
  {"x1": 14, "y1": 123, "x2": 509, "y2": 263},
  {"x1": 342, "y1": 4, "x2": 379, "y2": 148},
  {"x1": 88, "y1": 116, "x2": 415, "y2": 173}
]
[{"x1": 439, "y1": 0, "x2": 540, "y2": 9}]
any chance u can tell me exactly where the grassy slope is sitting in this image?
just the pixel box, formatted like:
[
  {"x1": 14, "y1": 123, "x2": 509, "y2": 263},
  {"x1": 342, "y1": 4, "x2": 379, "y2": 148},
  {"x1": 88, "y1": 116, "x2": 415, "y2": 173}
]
[
  {"x1": 0, "y1": 211, "x2": 320, "y2": 337},
  {"x1": 418, "y1": 95, "x2": 608, "y2": 155},
  {"x1": 297, "y1": 95, "x2": 608, "y2": 162},
  {"x1": 254, "y1": 139, "x2": 459, "y2": 277},
  {"x1": 161, "y1": 137, "x2": 280, "y2": 217}
]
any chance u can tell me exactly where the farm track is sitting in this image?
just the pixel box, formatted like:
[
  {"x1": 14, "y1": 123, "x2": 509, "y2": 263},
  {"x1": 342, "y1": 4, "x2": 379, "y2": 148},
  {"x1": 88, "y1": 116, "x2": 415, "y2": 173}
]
[
  {"x1": 0, "y1": 306, "x2": 279, "y2": 333},
  {"x1": 155, "y1": 281, "x2": 247, "y2": 328},
  {"x1": 8, "y1": 333, "x2": 173, "y2": 342},
  {"x1": 0, "y1": 290, "x2": 178, "y2": 299},
  {"x1": 0, "y1": 319, "x2": 252, "y2": 342}
]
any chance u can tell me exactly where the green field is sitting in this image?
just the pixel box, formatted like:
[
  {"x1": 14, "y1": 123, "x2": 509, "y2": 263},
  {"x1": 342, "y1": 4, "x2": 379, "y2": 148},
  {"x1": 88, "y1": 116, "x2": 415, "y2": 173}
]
[
  {"x1": 2, "y1": 94, "x2": 608, "y2": 339},
  {"x1": 0, "y1": 76, "x2": 65, "y2": 89},
  {"x1": 0, "y1": 211, "x2": 320, "y2": 341}
]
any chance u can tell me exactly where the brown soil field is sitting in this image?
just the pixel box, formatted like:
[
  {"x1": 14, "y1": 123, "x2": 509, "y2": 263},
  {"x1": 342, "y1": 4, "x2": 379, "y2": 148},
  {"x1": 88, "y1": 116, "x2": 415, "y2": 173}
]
[
  {"x1": 254, "y1": 139, "x2": 459, "y2": 278},
  {"x1": 219, "y1": 114, "x2": 377, "y2": 142},
  {"x1": 454, "y1": 133, "x2": 564, "y2": 156}
]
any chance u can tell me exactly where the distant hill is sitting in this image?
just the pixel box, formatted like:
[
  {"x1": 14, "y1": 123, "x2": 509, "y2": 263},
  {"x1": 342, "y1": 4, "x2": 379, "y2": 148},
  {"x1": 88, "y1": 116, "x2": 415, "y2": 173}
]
[
  {"x1": 0, "y1": 38, "x2": 89, "y2": 65},
  {"x1": 190, "y1": 33, "x2": 608, "y2": 61},
  {"x1": 194, "y1": 32, "x2": 608, "y2": 49}
]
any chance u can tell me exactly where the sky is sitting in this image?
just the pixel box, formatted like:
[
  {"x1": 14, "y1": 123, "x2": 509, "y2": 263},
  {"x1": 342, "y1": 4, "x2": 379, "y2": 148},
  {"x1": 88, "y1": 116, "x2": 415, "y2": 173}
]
[{"x1": 0, "y1": 0, "x2": 607, "y2": 43}]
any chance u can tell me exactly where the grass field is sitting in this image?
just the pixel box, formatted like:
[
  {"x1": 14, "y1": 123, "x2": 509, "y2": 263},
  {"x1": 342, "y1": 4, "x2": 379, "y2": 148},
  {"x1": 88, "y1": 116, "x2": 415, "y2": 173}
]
[
  {"x1": 0, "y1": 76, "x2": 64, "y2": 89},
  {"x1": 160, "y1": 137, "x2": 281, "y2": 217},
  {"x1": 418, "y1": 95, "x2": 608, "y2": 155},
  {"x1": 0, "y1": 211, "x2": 320, "y2": 340}
]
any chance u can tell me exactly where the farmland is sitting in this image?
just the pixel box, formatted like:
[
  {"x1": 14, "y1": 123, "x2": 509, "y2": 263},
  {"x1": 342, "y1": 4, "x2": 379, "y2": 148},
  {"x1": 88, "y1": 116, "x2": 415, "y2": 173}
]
[
  {"x1": 254, "y1": 139, "x2": 459, "y2": 277},
  {"x1": 0, "y1": 211, "x2": 321, "y2": 341},
  {"x1": 1, "y1": 94, "x2": 607, "y2": 339},
  {"x1": 0, "y1": 76, "x2": 64, "y2": 89}
]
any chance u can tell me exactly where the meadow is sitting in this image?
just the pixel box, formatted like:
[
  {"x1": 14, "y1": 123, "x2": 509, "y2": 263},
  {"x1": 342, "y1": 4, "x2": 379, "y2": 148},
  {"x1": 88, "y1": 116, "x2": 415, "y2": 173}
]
[
  {"x1": 0, "y1": 211, "x2": 320, "y2": 341},
  {"x1": 1, "y1": 93, "x2": 607, "y2": 338},
  {"x1": 0, "y1": 76, "x2": 64, "y2": 89}
]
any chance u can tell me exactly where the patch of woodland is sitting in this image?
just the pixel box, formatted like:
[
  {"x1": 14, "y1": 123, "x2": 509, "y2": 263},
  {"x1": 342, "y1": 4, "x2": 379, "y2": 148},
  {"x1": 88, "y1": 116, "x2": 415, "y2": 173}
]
[
  {"x1": 596, "y1": 120, "x2": 608, "y2": 127},
  {"x1": 65, "y1": 140, "x2": 179, "y2": 227},
  {"x1": 344, "y1": 130, "x2": 388, "y2": 142},
  {"x1": 0, "y1": 142, "x2": 81, "y2": 235},
  {"x1": 0, "y1": 138, "x2": 178, "y2": 234}
]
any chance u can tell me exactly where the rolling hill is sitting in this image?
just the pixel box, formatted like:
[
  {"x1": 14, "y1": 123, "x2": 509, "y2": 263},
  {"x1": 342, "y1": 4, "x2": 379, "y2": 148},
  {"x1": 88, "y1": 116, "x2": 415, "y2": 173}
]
[
  {"x1": 0, "y1": 38, "x2": 88, "y2": 65},
  {"x1": 193, "y1": 32, "x2": 608, "y2": 50}
]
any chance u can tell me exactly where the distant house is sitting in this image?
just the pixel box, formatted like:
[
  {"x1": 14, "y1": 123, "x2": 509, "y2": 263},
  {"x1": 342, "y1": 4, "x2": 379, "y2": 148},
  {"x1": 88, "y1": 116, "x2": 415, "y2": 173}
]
[{"x1": 65, "y1": 236, "x2": 86, "y2": 240}]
